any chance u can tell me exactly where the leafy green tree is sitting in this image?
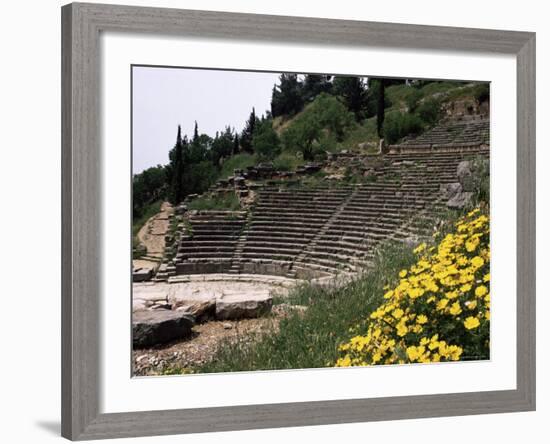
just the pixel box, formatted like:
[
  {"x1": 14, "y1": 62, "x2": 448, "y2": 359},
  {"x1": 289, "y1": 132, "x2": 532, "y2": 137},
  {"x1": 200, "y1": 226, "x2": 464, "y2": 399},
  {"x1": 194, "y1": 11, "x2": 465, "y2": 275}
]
[
  {"x1": 183, "y1": 160, "x2": 218, "y2": 195},
  {"x1": 132, "y1": 165, "x2": 167, "y2": 219},
  {"x1": 308, "y1": 93, "x2": 354, "y2": 142},
  {"x1": 282, "y1": 112, "x2": 321, "y2": 161},
  {"x1": 383, "y1": 112, "x2": 423, "y2": 144},
  {"x1": 253, "y1": 118, "x2": 281, "y2": 160},
  {"x1": 210, "y1": 126, "x2": 234, "y2": 166},
  {"x1": 188, "y1": 121, "x2": 211, "y2": 163},
  {"x1": 280, "y1": 93, "x2": 355, "y2": 160}
]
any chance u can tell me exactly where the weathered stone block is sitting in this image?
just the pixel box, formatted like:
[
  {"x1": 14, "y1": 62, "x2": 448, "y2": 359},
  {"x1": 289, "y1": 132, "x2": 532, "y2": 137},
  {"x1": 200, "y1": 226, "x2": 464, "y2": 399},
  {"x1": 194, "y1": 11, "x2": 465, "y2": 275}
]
[
  {"x1": 215, "y1": 294, "x2": 273, "y2": 320},
  {"x1": 447, "y1": 191, "x2": 474, "y2": 209},
  {"x1": 457, "y1": 160, "x2": 475, "y2": 191},
  {"x1": 133, "y1": 267, "x2": 153, "y2": 282},
  {"x1": 132, "y1": 310, "x2": 194, "y2": 348}
]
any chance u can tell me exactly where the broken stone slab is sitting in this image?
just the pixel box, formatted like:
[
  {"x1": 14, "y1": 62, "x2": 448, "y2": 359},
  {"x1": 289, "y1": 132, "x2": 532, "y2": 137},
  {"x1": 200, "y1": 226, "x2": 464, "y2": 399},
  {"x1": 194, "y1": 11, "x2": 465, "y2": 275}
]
[
  {"x1": 447, "y1": 191, "x2": 474, "y2": 209},
  {"x1": 132, "y1": 310, "x2": 194, "y2": 348},
  {"x1": 173, "y1": 299, "x2": 216, "y2": 323},
  {"x1": 441, "y1": 182, "x2": 462, "y2": 197},
  {"x1": 215, "y1": 293, "x2": 273, "y2": 320},
  {"x1": 132, "y1": 267, "x2": 153, "y2": 282}
]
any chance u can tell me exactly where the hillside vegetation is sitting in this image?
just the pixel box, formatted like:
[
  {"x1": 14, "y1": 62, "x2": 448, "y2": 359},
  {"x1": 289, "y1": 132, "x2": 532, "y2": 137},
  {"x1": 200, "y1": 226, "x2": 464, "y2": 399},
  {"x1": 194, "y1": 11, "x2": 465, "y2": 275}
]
[{"x1": 133, "y1": 75, "x2": 489, "y2": 222}]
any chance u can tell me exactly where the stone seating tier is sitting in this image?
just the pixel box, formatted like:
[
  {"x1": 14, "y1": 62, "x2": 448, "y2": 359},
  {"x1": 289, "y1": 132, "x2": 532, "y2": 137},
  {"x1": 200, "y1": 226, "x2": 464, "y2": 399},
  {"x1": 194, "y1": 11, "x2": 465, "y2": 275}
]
[{"x1": 171, "y1": 145, "x2": 490, "y2": 279}]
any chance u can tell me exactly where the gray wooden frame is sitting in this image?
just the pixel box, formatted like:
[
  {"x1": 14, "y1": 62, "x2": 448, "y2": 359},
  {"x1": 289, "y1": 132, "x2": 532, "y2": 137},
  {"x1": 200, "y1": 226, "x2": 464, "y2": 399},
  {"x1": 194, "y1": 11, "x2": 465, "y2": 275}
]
[{"x1": 61, "y1": 2, "x2": 536, "y2": 440}]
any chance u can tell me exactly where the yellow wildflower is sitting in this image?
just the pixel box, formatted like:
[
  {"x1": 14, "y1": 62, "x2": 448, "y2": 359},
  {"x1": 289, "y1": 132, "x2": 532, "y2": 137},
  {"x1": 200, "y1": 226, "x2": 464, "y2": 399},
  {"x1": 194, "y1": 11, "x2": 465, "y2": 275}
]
[
  {"x1": 392, "y1": 308, "x2": 404, "y2": 319},
  {"x1": 464, "y1": 316, "x2": 480, "y2": 330},
  {"x1": 471, "y1": 256, "x2": 484, "y2": 268},
  {"x1": 449, "y1": 302, "x2": 462, "y2": 315},
  {"x1": 475, "y1": 285, "x2": 488, "y2": 297},
  {"x1": 417, "y1": 314, "x2": 428, "y2": 324}
]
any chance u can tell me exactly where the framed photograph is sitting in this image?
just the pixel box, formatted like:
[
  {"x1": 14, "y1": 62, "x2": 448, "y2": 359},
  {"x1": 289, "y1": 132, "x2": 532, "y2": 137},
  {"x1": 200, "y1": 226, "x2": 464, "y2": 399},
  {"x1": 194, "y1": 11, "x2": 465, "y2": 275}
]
[{"x1": 62, "y1": 2, "x2": 535, "y2": 440}]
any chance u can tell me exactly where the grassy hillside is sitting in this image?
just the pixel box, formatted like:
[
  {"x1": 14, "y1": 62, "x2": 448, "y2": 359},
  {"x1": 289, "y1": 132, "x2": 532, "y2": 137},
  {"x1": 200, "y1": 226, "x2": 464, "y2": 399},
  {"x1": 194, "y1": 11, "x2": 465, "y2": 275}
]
[{"x1": 270, "y1": 80, "x2": 486, "y2": 154}]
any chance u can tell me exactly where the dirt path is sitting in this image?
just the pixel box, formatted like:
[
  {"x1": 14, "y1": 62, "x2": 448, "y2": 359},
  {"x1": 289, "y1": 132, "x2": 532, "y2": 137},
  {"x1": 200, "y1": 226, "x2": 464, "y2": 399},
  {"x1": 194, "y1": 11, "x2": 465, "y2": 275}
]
[{"x1": 134, "y1": 202, "x2": 173, "y2": 270}]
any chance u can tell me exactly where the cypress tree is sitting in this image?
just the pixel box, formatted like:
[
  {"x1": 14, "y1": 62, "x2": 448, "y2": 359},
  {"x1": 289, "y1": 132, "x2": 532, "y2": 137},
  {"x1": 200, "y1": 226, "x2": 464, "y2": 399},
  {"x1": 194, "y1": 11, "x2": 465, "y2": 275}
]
[
  {"x1": 172, "y1": 125, "x2": 185, "y2": 204},
  {"x1": 240, "y1": 107, "x2": 257, "y2": 153},
  {"x1": 376, "y1": 79, "x2": 386, "y2": 138},
  {"x1": 192, "y1": 120, "x2": 199, "y2": 144},
  {"x1": 233, "y1": 133, "x2": 240, "y2": 155}
]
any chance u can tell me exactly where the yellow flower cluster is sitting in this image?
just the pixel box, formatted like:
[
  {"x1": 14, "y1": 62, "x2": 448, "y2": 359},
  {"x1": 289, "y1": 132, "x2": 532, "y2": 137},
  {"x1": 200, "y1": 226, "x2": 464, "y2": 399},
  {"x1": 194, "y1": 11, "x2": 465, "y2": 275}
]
[{"x1": 336, "y1": 208, "x2": 490, "y2": 367}]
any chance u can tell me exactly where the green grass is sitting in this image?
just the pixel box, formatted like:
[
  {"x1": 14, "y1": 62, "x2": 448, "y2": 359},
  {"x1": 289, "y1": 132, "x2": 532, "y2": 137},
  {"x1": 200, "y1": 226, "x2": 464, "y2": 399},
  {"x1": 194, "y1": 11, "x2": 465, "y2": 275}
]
[
  {"x1": 187, "y1": 192, "x2": 241, "y2": 211},
  {"x1": 272, "y1": 152, "x2": 305, "y2": 171},
  {"x1": 218, "y1": 153, "x2": 257, "y2": 180},
  {"x1": 385, "y1": 81, "x2": 473, "y2": 113},
  {"x1": 182, "y1": 242, "x2": 417, "y2": 374},
  {"x1": 337, "y1": 117, "x2": 379, "y2": 151}
]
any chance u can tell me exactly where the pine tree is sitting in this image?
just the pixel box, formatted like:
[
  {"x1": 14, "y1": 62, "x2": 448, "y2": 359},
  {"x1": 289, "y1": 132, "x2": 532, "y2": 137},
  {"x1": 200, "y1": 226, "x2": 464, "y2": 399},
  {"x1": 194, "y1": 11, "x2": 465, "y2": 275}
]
[
  {"x1": 271, "y1": 74, "x2": 304, "y2": 117},
  {"x1": 332, "y1": 76, "x2": 367, "y2": 121},
  {"x1": 302, "y1": 74, "x2": 332, "y2": 102}
]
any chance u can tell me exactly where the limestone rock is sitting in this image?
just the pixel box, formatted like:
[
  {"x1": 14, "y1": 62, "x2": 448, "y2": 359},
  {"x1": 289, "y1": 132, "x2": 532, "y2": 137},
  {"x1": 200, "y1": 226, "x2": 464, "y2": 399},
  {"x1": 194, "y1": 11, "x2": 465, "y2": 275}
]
[
  {"x1": 133, "y1": 267, "x2": 153, "y2": 282},
  {"x1": 215, "y1": 294, "x2": 273, "y2": 320},
  {"x1": 133, "y1": 310, "x2": 194, "y2": 348},
  {"x1": 273, "y1": 303, "x2": 308, "y2": 317},
  {"x1": 174, "y1": 299, "x2": 216, "y2": 323},
  {"x1": 457, "y1": 160, "x2": 475, "y2": 191},
  {"x1": 442, "y1": 182, "x2": 462, "y2": 198},
  {"x1": 447, "y1": 191, "x2": 474, "y2": 209}
]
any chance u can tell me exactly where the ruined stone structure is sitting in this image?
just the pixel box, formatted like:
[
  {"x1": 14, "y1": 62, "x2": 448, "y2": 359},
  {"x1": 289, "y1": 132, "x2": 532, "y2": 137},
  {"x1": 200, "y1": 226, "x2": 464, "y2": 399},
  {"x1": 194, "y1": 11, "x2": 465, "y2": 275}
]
[
  {"x1": 169, "y1": 154, "x2": 487, "y2": 279},
  {"x1": 160, "y1": 118, "x2": 490, "y2": 281}
]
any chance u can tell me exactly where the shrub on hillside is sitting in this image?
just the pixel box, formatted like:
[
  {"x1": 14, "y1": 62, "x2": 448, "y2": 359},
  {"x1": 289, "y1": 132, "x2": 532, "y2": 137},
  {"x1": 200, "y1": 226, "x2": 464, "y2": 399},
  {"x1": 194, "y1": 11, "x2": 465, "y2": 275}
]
[
  {"x1": 335, "y1": 208, "x2": 490, "y2": 367},
  {"x1": 416, "y1": 98, "x2": 442, "y2": 126},
  {"x1": 473, "y1": 83, "x2": 490, "y2": 104},
  {"x1": 383, "y1": 112, "x2": 424, "y2": 144},
  {"x1": 405, "y1": 88, "x2": 423, "y2": 112}
]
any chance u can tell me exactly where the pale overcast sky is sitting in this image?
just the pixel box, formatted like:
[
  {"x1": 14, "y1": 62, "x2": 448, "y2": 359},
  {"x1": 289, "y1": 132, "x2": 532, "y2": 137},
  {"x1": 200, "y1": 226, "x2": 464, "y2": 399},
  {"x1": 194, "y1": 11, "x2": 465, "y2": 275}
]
[{"x1": 132, "y1": 66, "x2": 280, "y2": 173}]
